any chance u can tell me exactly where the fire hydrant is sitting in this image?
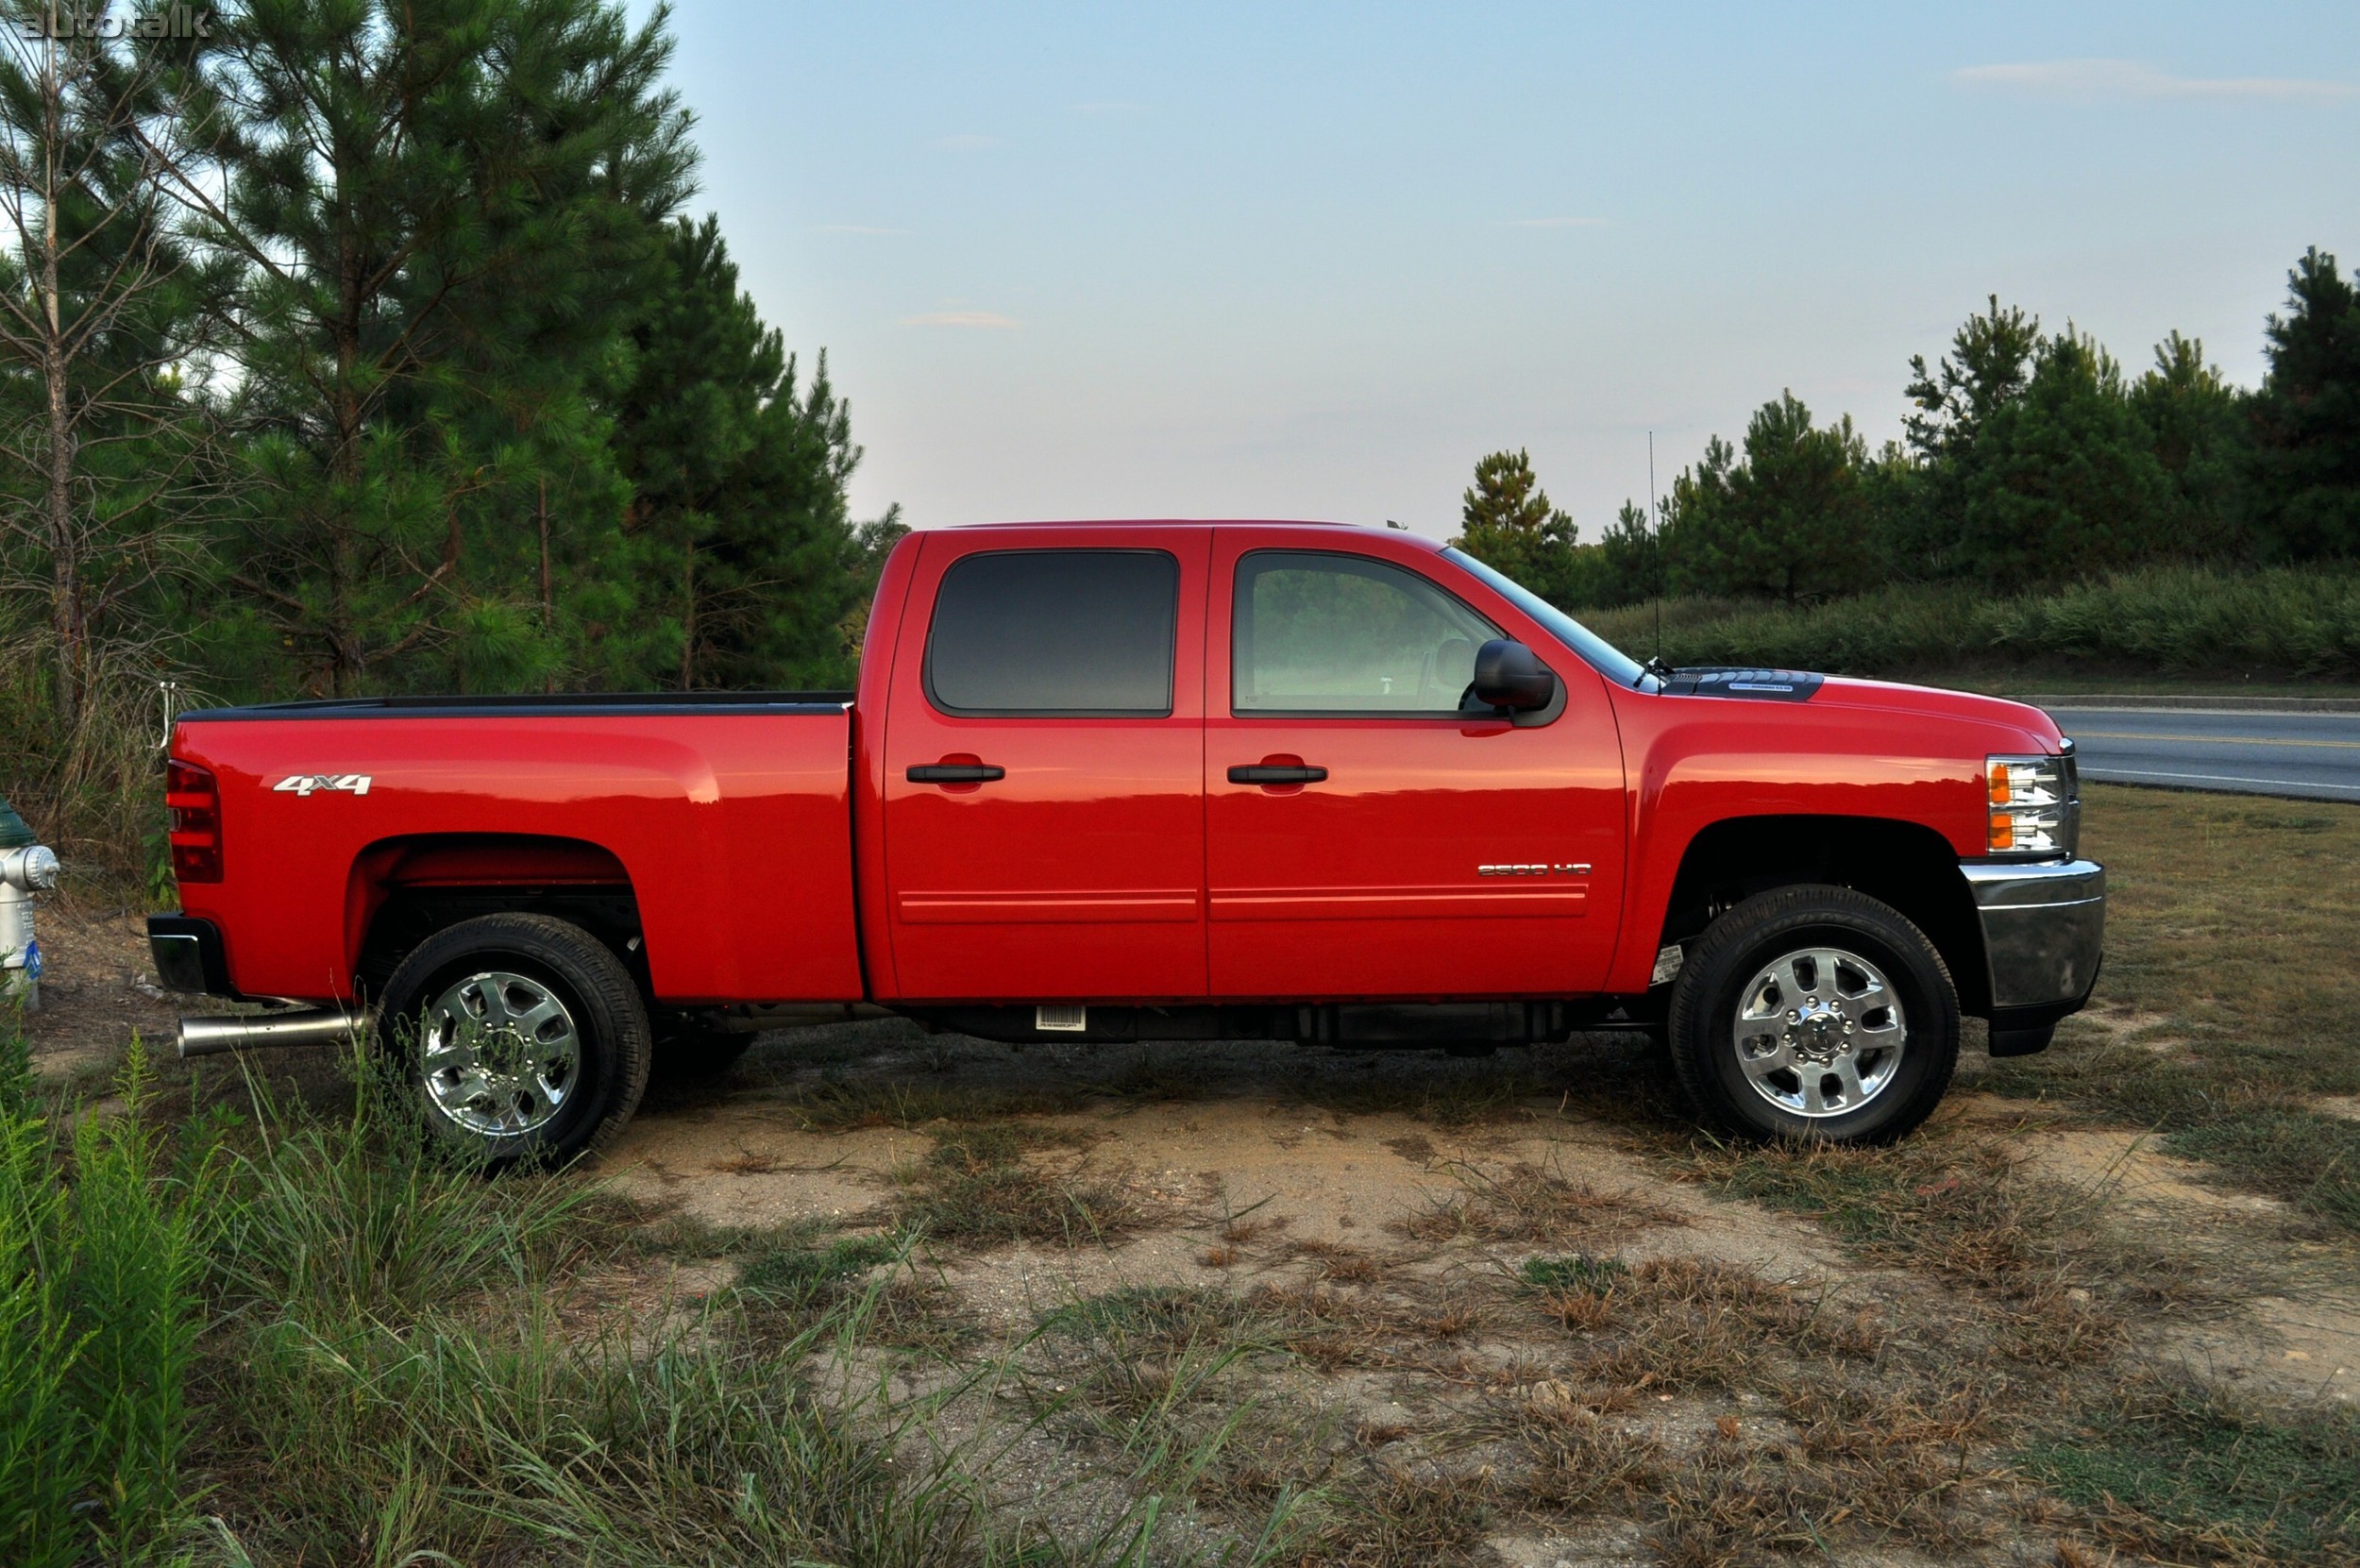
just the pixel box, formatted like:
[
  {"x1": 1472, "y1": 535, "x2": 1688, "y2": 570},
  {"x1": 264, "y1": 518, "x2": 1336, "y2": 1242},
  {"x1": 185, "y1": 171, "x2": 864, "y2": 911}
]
[{"x1": 0, "y1": 796, "x2": 59, "y2": 1011}]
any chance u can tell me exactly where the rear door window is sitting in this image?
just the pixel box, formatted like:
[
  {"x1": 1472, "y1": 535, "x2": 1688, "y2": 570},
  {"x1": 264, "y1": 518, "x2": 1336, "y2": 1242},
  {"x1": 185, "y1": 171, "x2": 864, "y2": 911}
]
[{"x1": 925, "y1": 548, "x2": 1179, "y2": 717}]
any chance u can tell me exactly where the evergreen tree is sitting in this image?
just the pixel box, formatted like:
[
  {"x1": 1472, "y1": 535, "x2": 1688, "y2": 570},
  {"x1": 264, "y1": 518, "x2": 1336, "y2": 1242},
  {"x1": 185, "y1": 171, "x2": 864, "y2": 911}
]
[
  {"x1": 2132, "y1": 331, "x2": 2246, "y2": 559},
  {"x1": 612, "y1": 214, "x2": 871, "y2": 689},
  {"x1": 1895, "y1": 297, "x2": 2043, "y2": 577},
  {"x1": 1673, "y1": 393, "x2": 1876, "y2": 603},
  {"x1": 1955, "y1": 329, "x2": 2172, "y2": 588},
  {"x1": 1592, "y1": 499, "x2": 1660, "y2": 607},
  {"x1": 2249, "y1": 247, "x2": 2360, "y2": 561},
  {"x1": 1452, "y1": 448, "x2": 1579, "y2": 603},
  {"x1": 177, "y1": 0, "x2": 693, "y2": 697},
  {"x1": 0, "y1": 8, "x2": 225, "y2": 725}
]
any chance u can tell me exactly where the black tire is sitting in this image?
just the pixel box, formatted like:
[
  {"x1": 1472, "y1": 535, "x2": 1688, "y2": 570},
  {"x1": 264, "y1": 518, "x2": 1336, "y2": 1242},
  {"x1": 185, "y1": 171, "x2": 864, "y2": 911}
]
[
  {"x1": 650, "y1": 1020, "x2": 757, "y2": 1083},
  {"x1": 1665, "y1": 885, "x2": 1958, "y2": 1145},
  {"x1": 377, "y1": 912, "x2": 651, "y2": 1170}
]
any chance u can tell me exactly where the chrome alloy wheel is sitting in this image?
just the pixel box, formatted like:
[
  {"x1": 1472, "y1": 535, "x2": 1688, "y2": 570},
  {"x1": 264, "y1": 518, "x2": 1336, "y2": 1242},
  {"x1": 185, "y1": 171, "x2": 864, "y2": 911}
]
[
  {"x1": 418, "y1": 969, "x2": 581, "y2": 1138},
  {"x1": 1730, "y1": 946, "x2": 1906, "y2": 1118}
]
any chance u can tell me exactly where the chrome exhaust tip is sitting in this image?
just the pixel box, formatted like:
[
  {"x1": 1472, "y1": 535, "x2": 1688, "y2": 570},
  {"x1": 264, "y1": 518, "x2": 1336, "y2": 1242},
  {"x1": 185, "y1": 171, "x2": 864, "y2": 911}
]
[{"x1": 177, "y1": 1008, "x2": 361, "y2": 1059}]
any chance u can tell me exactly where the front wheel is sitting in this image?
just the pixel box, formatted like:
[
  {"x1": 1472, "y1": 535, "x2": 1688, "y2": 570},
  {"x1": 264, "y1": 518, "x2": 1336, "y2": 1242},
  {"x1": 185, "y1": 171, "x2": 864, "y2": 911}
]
[
  {"x1": 1665, "y1": 885, "x2": 1958, "y2": 1144},
  {"x1": 377, "y1": 913, "x2": 651, "y2": 1170}
]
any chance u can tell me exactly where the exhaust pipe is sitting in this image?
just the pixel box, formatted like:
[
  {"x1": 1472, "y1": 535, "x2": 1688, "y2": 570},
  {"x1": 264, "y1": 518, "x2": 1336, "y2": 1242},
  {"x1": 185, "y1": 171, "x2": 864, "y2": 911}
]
[{"x1": 177, "y1": 1008, "x2": 361, "y2": 1059}]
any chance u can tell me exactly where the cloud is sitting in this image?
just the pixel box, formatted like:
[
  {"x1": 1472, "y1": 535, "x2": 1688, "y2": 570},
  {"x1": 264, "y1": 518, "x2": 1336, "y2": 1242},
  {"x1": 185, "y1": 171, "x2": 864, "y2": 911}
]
[
  {"x1": 1954, "y1": 59, "x2": 2357, "y2": 102},
  {"x1": 930, "y1": 133, "x2": 998, "y2": 151},
  {"x1": 1502, "y1": 216, "x2": 1610, "y2": 228},
  {"x1": 812, "y1": 224, "x2": 910, "y2": 237},
  {"x1": 902, "y1": 311, "x2": 1020, "y2": 329}
]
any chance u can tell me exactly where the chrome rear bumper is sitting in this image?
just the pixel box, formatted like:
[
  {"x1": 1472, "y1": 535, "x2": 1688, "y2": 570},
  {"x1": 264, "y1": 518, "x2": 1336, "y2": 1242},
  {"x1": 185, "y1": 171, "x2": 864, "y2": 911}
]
[{"x1": 1961, "y1": 858, "x2": 2105, "y2": 1011}]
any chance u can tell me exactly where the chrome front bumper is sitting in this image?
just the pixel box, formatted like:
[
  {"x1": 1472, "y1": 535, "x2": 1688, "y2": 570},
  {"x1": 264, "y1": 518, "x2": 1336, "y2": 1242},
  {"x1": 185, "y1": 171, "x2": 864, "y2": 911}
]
[{"x1": 1960, "y1": 858, "x2": 2105, "y2": 1011}]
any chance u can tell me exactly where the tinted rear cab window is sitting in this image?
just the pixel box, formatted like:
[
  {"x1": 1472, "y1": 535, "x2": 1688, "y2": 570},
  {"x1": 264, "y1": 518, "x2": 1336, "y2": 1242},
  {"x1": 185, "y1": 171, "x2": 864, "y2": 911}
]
[{"x1": 925, "y1": 549, "x2": 1179, "y2": 717}]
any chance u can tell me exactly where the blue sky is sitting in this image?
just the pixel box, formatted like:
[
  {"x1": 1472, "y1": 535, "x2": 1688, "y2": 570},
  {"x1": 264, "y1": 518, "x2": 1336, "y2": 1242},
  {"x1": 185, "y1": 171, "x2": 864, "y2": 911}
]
[{"x1": 649, "y1": 2, "x2": 2360, "y2": 539}]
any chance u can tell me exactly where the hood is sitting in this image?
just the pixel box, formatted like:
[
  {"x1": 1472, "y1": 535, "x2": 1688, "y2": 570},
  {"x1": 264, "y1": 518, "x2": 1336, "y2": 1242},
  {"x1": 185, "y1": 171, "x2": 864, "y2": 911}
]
[{"x1": 1808, "y1": 674, "x2": 2064, "y2": 751}]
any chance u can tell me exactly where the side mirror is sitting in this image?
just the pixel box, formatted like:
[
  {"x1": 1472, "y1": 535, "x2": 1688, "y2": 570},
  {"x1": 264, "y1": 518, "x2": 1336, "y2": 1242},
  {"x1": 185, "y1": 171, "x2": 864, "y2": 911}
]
[{"x1": 1472, "y1": 638, "x2": 1557, "y2": 711}]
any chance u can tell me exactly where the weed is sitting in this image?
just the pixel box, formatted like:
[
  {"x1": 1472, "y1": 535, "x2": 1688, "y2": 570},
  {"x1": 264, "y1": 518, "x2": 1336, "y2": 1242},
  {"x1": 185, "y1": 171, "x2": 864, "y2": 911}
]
[
  {"x1": 897, "y1": 1121, "x2": 1137, "y2": 1246},
  {"x1": 1403, "y1": 1159, "x2": 1686, "y2": 1248},
  {"x1": 0, "y1": 1038, "x2": 217, "y2": 1564},
  {"x1": 2022, "y1": 1385, "x2": 2360, "y2": 1566},
  {"x1": 1520, "y1": 1253, "x2": 1628, "y2": 1294},
  {"x1": 737, "y1": 1231, "x2": 902, "y2": 1308},
  {"x1": 1680, "y1": 1132, "x2": 2140, "y2": 1365},
  {"x1": 1983, "y1": 786, "x2": 2360, "y2": 1231}
]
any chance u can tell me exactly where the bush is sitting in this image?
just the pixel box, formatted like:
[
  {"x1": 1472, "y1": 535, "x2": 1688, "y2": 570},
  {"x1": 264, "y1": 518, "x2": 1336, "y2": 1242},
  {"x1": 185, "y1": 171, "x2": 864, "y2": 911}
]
[{"x1": 1574, "y1": 565, "x2": 2360, "y2": 679}]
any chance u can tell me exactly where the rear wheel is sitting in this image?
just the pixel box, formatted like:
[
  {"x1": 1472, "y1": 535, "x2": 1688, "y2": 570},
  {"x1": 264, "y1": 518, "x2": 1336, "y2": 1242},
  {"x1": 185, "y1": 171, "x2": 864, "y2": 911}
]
[
  {"x1": 378, "y1": 913, "x2": 650, "y2": 1169},
  {"x1": 1666, "y1": 885, "x2": 1958, "y2": 1144}
]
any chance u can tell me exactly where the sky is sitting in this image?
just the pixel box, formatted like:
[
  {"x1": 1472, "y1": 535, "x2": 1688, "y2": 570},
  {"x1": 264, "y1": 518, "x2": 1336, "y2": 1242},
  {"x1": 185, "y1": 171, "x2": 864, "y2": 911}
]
[{"x1": 645, "y1": 2, "x2": 2360, "y2": 540}]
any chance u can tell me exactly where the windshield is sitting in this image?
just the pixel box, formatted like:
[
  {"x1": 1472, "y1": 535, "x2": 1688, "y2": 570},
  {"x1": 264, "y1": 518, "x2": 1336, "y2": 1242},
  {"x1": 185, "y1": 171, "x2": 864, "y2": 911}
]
[{"x1": 1440, "y1": 548, "x2": 1653, "y2": 688}]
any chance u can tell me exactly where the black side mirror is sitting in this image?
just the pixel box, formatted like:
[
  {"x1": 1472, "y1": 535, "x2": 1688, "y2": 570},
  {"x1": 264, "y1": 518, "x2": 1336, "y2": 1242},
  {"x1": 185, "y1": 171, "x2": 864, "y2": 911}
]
[{"x1": 1472, "y1": 638, "x2": 1557, "y2": 711}]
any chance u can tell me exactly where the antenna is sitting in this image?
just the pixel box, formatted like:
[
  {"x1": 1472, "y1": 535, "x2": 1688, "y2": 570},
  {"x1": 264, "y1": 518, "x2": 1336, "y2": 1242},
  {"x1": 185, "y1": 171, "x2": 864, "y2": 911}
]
[{"x1": 1647, "y1": 431, "x2": 1662, "y2": 671}]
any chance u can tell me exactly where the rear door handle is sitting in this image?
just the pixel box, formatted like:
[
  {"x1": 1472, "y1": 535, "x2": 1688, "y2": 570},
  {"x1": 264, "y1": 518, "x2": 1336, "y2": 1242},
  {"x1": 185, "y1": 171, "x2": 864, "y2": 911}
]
[
  {"x1": 1227, "y1": 764, "x2": 1327, "y2": 785},
  {"x1": 907, "y1": 763, "x2": 1004, "y2": 784}
]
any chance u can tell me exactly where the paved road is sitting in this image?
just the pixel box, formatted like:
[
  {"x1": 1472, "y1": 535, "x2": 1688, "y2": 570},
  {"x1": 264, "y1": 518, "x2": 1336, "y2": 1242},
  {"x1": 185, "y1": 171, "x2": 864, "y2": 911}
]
[{"x1": 2037, "y1": 705, "x2": 2360, "y2": 803}]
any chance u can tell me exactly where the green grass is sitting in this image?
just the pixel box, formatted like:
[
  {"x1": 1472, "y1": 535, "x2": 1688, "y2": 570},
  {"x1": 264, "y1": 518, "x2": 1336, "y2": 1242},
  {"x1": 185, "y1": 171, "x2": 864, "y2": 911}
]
[
  {"x1": 897, "y1": 1122, "x2": 1138, "y2": 1246},
  {"x1": 0, "y1": 1032, "x2": 218, "y2": 1565},
  {"x1": 2021, "y1": 1390, "x2": 2360, "y2": 1565},
  {"x1": 1981, "y1": 785, "x2": 2360, "y2": 1232},
  {"x1": 1517, "y1": 1254, "x2": 1628, "y2": 1293}
]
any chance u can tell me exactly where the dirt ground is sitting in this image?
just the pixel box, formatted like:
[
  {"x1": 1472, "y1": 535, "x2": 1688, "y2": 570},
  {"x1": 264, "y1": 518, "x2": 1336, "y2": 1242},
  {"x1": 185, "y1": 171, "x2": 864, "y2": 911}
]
[{"x1": 21, "y1": 894, "x2": 2360, "y2": 1563}]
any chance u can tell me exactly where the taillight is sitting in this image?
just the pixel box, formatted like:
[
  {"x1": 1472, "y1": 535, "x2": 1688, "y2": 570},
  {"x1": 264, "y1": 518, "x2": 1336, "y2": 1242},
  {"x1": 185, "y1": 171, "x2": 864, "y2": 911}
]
[{"x1": 166, "y1": 759, "x2": 222, "y2": 883}]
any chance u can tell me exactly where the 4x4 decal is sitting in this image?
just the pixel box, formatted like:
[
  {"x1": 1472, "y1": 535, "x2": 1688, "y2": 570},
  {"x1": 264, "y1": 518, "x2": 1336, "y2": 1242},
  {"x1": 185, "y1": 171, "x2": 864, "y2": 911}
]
[{"x1": 272, "y1": 774, "x2": 373, "y2": 797}]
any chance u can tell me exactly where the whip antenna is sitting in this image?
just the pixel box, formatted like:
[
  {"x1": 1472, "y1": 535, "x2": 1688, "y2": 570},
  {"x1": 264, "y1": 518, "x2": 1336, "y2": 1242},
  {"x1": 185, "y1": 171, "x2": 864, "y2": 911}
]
[{"x1": 1648, "y1": 431, "x2": 1662, "y2": 672}]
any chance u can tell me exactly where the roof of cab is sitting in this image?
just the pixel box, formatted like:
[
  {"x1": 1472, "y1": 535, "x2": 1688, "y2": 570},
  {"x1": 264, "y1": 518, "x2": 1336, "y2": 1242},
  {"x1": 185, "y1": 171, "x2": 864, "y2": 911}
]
[{"x1": 945, "y1": 517, "x2": 1375, "y2": 531}]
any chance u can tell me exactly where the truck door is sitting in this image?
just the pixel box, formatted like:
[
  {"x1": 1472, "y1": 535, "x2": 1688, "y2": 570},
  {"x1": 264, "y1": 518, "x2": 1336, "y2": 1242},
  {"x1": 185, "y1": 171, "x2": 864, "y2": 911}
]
[
  {"x1": 880, "y1": 531, "x2": 1209, "y2": 1001},
  {"x1": 1205, "y1": 533, "x2": 1626, "y2": 998}
]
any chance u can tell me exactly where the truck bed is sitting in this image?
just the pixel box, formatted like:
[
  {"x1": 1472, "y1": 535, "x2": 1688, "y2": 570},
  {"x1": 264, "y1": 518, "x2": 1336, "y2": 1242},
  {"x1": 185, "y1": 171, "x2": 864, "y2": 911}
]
[{"x1": 171, "y1": 698, "x2": 864, "y2": 1005}]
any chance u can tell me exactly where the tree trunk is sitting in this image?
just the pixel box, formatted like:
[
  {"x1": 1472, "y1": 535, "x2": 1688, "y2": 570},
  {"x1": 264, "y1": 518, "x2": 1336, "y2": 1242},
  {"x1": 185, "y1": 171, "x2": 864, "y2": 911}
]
[
  {"x1": 38, "y1": 71, "x2": 80, "y2": 733},
  {"x1": 679, "y1": 538, "x2": 697, "y2": 690}
]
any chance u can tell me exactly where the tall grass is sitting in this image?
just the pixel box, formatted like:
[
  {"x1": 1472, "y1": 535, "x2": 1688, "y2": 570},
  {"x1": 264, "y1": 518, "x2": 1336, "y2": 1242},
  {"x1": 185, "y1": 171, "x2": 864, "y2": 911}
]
[
  {"x1": 0, "y1": 614, "x2": 183, "y2": 887},
  {"x1": 1577, "y1": 564, "x2": 2360, "y2": 679},
  {"x1": 1, "y1": 1024, "x2": 1303, "y2": 1563},
  {"x1": 0, "y1": 1027, "x2": 217, "y2": 1565}
]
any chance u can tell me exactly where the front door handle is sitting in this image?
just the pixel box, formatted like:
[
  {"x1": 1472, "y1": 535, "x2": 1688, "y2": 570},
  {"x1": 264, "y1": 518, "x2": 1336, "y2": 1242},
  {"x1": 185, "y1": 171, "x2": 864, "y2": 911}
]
[
  {"x1": 908, "y1": 762, "x2": 1005, "y2": 784},
  {"x1": 1227, "y1": 764, "x2": 1327, "y2": 785}
]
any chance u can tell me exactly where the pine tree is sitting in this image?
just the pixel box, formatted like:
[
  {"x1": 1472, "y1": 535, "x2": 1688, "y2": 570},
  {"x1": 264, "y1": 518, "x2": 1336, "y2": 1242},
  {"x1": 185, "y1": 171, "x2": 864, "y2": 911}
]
[
  {"x1": 1955, "y1": 329, "x2": 2172, "y2": 588},
  {"x1": 1674, "y1": 394, "x2": 1876, "y2": 603},
  {"x1": 612, "y1": 214, "x2": 871, "y2": 690},
  {"x1": 2249, "y1": 247, "x2": 2360, "y2": 561},
  {"x1": 1452, "y1": 449, "x2": 1579, "y2": 604},
  {"x1": 176, "y1": 0, "x2": 693, "y2": 697},
  {"x1": 0, "y1": 8, "x2": 224, "y2": 726},
  {"x1": 1895, "y1": 297, "x2": 2043, "y2": 577},
  {"x1": 2131, "y1": 331, "x2": 2246, "y2": 559}
]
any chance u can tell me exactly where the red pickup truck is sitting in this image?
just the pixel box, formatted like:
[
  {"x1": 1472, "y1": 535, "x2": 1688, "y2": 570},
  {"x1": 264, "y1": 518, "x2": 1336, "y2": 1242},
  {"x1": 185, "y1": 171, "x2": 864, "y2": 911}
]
[{"x1": 150, "y1": 520, "x2": 2102, "y2": 1164}]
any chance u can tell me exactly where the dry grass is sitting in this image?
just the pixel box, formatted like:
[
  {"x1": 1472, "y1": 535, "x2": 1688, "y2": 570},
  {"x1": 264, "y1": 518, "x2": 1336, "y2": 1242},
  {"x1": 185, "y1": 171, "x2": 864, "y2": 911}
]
[
  {"x1": 1399, "y1": 1158, "x2": 1687, "y2": 1248},
  {"x1": 1984, "y1": 784, "x2": 2360, "y2": 1231},
  {"x1": 893, "y1": 1122, "x2": 1138, "y2": 1246}
]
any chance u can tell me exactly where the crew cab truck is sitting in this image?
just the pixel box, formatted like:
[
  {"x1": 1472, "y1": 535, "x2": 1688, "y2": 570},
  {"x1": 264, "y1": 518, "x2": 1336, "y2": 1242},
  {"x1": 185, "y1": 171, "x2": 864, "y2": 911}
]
[{"x1": 149, "y1": 520, "x2": 2104, "y2": 1165}]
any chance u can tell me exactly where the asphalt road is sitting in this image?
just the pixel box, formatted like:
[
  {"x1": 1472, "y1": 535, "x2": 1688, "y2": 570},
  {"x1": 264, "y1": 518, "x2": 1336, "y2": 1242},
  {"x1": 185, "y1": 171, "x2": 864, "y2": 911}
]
[{"x1": 2037, "y1": 705, "x2": 2360, "y2": 803}]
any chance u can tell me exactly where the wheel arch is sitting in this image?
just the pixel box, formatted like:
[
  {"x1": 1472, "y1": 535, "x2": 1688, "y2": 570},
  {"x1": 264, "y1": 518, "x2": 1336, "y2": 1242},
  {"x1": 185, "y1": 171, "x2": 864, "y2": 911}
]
[
  {"x1": 1655, "y1": 815, "x2": 1988, "y2": 1017},
  {"x1": 346, "y1": 834, "x2": 648, "y2": 1001}
]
